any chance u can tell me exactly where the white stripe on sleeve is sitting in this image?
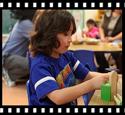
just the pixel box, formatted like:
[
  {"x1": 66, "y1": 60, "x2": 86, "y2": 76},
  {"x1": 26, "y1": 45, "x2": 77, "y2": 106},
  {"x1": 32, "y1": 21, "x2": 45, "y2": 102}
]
[
  {"x1": 73, "y1": 60, "x2": 80, "y2": 71},
  {"x1": 35, "y1": 76, "x2": 56, "y2": 90}
]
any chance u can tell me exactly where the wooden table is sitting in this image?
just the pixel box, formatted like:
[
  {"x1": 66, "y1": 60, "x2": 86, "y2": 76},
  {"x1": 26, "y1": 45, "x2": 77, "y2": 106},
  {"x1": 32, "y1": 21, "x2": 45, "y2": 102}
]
[
  {"x1": 69, "y1": 42, "x2": 122, "y2": 53},
  {"x1": 2, "y1": 34, "x2": 9, "y2": 48},
  {"x1": 77, "y1": 75, "x2": 122, "y2": 105},
  {"x1": 77, "y1": 90, "x2": 115, "y2": 106}
]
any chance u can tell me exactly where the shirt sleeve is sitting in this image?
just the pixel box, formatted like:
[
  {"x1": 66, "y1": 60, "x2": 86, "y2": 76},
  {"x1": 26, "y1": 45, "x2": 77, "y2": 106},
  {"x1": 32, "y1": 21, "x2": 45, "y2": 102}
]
[
  {"x1": 19, "y1": 20, "x2": 33, "y2": 39},
  {"x1": 67, "y1": 51, "x2": 89, "y2": 80},
  {"x1": 30, "y1": 64, "x2": 59, "y2": 100}
]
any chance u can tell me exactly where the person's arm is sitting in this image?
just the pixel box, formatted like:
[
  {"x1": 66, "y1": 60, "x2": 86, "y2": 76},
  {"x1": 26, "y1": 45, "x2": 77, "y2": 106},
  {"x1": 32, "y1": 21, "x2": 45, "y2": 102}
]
[
  {"x1": 114, "y1": 32, "x2": 122, "y2": 40},
  {"x1": 99, "y1": 14, "x2": 105, "y2": 41},
  {"x1": 47, "y1": 79, "x2": 94, "y2": 105},
  {"x1": 47, "y1": 72, "x2": 109, "y2": 105},
  {"x1": 99, "y1": 13, "x2": 109, "y2": 42},
  {"x1": 99, "y1": 27, "x2": 108, "y2": 42},
  {"x1": 83, "y1": 71, "x2": 108, "y2": 81},
  {"x1": 107, "y1": 32, "x2": 122, "y2": 42}
]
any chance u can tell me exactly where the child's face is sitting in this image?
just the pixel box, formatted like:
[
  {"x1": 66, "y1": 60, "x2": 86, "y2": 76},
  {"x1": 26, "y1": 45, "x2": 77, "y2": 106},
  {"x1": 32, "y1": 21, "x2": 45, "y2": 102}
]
[
  {"x1": 87, "y1": 24, "x2": 94, "y2": 30},
  {"x1": 51, "y1": 24, "x2": 73, "y2": 58}
]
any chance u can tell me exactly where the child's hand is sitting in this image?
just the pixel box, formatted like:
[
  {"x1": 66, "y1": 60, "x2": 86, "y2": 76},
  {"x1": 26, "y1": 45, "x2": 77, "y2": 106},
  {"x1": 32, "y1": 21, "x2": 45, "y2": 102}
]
[{"x1": 90, "y1": 74, "x2": 109, "y2": 90}]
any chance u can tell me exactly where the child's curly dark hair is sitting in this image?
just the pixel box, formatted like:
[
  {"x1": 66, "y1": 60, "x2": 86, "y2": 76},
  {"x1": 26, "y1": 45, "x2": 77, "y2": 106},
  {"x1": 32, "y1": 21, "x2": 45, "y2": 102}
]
[
  {"x1": 30, "y1": 10, "x2": 76, "y2": 56},
  {"x1": 86, "y1": 19, "x2": 97, "y2": 27}
]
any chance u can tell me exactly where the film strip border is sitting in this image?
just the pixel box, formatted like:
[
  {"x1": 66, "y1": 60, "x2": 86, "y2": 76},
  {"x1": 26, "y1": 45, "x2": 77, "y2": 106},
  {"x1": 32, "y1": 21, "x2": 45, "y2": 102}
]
[
  {"x1": 0, "y1": 107, "x2": 124, "y2": 114},
  {"x1": 0, "y1": 1, "x2": 124, "y2": 9},
  {"x1": 1, "y1": 0, "x2": 124, "y2": 114}
]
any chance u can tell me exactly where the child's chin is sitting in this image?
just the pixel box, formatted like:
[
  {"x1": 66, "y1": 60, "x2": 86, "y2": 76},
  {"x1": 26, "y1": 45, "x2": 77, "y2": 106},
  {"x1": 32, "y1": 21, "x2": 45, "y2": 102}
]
[{"x1": 61, "y1": 50, "x2": 67, "y2": 54}]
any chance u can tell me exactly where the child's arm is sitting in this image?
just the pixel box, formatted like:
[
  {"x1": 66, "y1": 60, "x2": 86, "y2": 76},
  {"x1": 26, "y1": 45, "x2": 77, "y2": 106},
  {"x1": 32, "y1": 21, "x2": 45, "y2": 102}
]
[
  {"x1": 47, "y1": 72, "x2": 109, "y2": 105},
  {"x1": 83, "y1": 71, "x2": 109, "y2": 81}
]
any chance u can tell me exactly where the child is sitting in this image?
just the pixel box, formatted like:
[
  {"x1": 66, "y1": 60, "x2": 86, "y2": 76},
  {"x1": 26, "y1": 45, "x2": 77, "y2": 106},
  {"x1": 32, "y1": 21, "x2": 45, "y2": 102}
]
[
  {"x1": 29, "y1": 10, "x2": 109, "y2": 106},
  {"x1": 83, "y1": 19, "x2": 99, "y2": 38}
]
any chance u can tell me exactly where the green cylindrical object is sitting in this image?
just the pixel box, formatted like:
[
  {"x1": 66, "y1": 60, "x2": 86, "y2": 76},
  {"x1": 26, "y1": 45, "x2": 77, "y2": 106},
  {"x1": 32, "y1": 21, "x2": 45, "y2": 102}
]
[{"x1": 101, "y1": 82, "x2": 111, "y2": 102}]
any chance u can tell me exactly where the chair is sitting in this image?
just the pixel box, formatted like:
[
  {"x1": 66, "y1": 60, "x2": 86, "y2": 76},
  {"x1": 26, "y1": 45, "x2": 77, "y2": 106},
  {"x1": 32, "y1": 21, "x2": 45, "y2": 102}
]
[
  {"x1": 26, "y1": 80, "x2": 32, "y2": 105},
  {"x1": 70, "y1": 50, "x2": 97, "y2": 71},
  {"x1": 70, "y1": 50, "x2": 96, "y2": 105}
]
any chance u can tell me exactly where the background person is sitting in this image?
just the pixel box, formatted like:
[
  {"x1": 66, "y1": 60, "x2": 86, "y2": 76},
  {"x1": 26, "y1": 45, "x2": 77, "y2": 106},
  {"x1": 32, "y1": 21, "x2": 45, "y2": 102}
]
[
  {"x1": 96, "y1": 9, "x2": 122, "y2": 73},
  {"x1": 83, "y1": 19, "x2": 99, "y2": 39},
  {"x1": 2, "y1": 10, "x2": 37, "y2": 87}
]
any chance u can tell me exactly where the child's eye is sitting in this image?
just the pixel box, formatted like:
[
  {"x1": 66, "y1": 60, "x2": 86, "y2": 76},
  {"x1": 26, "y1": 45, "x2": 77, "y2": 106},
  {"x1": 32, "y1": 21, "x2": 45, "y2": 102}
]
[
  {"x1": 64, "y1": 33, "x2": 68, "y2": 36},
  {"x1": 64, "y1": 32, "x2": 71, "y2": 36}
]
